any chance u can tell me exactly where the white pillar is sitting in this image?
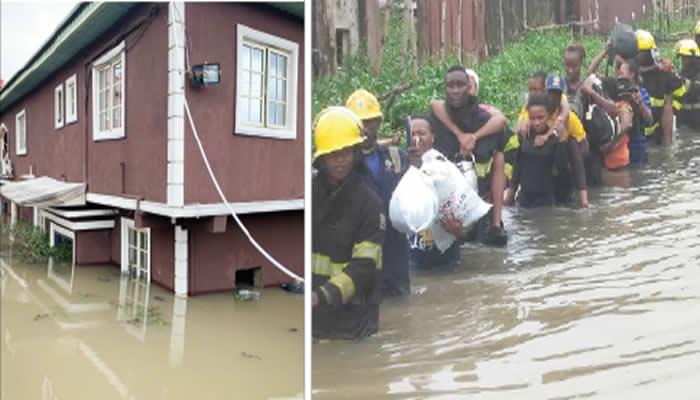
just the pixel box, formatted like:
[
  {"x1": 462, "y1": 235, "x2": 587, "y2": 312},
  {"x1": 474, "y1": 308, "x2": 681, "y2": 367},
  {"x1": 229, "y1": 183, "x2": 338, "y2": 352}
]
[
  {"x1": 174, "y1": 225, "x2": 188, "y2": 296},
  {"x1": 167, "y1": 2, "x2": 186, "y2": 207},
  {"x1": 168, "y1": 295, "x2": 187, "y2": 367},
  {"x1": 10, "y1": 201, "x2": 17, "y2": 241}
]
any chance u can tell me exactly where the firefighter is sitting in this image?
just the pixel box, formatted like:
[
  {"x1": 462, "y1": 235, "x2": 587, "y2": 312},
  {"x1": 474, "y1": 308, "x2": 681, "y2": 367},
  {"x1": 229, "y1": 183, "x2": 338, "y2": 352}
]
[
  {"x1": 675, "y1": 39, "x2": 700, "y2": 130},
  {"x1": 346, "y1": 89, "x2": 410, "y2": 298},
  {"x1": 635, "y1": 29, "x2": 686, "y2": 146},
  {"x1": 312, "y1": 106, "x2": 385, "y2": 340}
]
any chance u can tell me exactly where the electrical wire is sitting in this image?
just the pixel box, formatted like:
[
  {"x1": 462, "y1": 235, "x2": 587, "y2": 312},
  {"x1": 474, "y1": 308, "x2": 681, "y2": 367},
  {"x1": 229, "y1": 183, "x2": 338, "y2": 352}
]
[{"x1": 171, "y1": 5, "x2": 303, "y2": 283}]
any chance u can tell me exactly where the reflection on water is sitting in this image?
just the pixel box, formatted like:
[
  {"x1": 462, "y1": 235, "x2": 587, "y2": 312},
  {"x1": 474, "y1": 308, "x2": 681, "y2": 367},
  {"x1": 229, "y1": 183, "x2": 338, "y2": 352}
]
[
  {"x1": 313, "y1": 128, "x2": 700, "y2": 399},
  {"x1": 0, "y1": 244, "x2": 303, "y2": 400}
]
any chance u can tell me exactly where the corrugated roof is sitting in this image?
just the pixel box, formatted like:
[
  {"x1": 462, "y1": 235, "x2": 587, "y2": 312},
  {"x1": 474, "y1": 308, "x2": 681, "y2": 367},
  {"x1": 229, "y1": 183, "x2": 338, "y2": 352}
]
[{"x1": 269, "y1": 2, "x2": 304, "y2": 19}]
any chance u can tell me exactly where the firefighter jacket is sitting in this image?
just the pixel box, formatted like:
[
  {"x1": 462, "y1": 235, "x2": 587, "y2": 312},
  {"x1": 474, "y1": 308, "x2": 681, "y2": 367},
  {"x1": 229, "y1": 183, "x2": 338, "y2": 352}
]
[{"x1": 312, "y1": 169, "x2": 385, "y2": 340}]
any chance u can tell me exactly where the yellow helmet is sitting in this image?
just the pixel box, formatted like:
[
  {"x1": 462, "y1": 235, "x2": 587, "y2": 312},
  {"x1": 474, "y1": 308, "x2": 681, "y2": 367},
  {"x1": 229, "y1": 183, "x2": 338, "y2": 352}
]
[
  {"x1": 695, "y1": 20, "x2": 700, "y2": 35},
  {"x1": 345, "y1": 89, "x2": 383, "y2": 120},
  {"x1": 675, "y1": 39, "x2": 700, "y2": 57},
  {"x1": 313, "y1": 106, "x2": 365, "y2": 159},
  {"x1": 635, "y1": 29, "x2": 657, "y2": 50}
]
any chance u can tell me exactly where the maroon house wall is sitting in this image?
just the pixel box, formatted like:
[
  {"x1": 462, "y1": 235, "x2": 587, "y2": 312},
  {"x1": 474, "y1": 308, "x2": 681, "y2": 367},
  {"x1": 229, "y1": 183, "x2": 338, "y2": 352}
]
[
  {"x1": 188, "y1": 211, "x2": 303, "y2": 295},
  {"x1": 183, "y1": 2, "x2": 304, "y2": 204},
  {"x1": 0, "y1": 3, "x2": 168, "y2": 203},
  {"x1": 75, "y1": 230, "x2": 112, "y2": 265},
  {"x1": 150, "y1": 223, "x2": 175, "y2": 291}
]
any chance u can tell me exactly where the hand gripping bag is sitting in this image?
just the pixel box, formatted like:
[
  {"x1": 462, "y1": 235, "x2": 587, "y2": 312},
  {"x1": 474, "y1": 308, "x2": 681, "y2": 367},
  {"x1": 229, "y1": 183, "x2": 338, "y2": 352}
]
[{"x1": 420, "y1": 157, "x2": 491, "y2": 252}]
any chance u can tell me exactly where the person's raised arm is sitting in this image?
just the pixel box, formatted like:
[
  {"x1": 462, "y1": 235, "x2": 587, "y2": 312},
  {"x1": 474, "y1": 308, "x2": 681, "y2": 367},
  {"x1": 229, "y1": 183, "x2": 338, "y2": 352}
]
[{"x1": 587, "y1": 40, "x2": 611, "y2": 76}]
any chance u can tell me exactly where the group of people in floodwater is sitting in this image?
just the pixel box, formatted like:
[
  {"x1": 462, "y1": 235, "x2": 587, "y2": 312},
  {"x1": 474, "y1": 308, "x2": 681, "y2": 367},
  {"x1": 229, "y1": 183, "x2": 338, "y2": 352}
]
[{"x1": 311, "y1": 25, "x2": 700, "y2": 340}]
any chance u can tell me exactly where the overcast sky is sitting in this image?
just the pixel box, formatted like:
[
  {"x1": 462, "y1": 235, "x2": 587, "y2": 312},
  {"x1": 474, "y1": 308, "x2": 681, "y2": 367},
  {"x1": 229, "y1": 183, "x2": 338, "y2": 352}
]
[{"x1": 1, "y1": 1, "x2": 80, "y2": 83}]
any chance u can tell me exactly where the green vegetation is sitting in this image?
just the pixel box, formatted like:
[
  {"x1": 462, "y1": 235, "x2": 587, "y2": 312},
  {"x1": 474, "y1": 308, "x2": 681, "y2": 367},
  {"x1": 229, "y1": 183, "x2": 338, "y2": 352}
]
[
  {"x1": 313, "y1": 12, "x2": 697, "y2": 140},
  {"x1": 9, "y1": 220, "x2": 72, "y2": 264}
]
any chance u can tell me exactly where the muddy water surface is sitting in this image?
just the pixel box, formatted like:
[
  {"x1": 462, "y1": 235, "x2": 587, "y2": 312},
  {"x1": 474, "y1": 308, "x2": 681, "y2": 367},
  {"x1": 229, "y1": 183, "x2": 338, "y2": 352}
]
[
  {"x1": 313, "y1": 128, "x2": 700, "y2": 399},
  {"x1": 0, "y1": 245, "x2": 303, "y2": 400}
]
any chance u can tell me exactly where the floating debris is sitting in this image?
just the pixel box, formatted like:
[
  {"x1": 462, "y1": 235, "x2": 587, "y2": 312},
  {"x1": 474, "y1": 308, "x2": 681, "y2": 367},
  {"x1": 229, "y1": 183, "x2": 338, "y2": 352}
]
[{"x1": 241, "y1": 351, "x2": 262, "y2": 360}]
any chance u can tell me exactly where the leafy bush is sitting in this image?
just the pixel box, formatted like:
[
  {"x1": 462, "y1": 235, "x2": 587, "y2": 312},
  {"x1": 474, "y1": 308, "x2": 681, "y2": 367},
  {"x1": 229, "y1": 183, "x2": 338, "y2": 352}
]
[{"x1": 9, "y1": 220, "x2": 72, "y2": 264}]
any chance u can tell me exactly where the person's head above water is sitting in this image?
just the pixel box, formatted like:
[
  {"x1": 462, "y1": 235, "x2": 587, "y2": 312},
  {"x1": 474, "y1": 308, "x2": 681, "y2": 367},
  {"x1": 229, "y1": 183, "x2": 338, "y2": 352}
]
[
  {"x1": 526, "y1": 93, "x2": 551, "y2": 135},
  {"x1": 528, "y1": 70, "x2": 548, "y2": 97},
  {"x1": 445, "y1": 65, "x2": 473, "y2": 109},
  {"x1": 409, "y1": 115, "x2": 434, "y2": 155},
  {"x1": 545, "y1": 74, "x2": 566, "y2": 113},
  {"x1": 617, "y1": 58, "x2": 640, "y2": 82},
  {"x1": 345, "y1": 89, "x2": 382, "y2": 151},
  {"x1": 313, "y1": 106, "x2": 366, "y2": 185},
  {"x1": 563, "y1": 42, "x2": 586, "y2": 83}
]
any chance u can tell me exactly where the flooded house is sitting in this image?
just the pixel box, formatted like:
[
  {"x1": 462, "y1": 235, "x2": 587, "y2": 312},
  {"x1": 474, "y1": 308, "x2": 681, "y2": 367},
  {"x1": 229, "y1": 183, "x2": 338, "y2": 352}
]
[{"x1": 0, "y1": 2, "x2": 305, "y2": 296}]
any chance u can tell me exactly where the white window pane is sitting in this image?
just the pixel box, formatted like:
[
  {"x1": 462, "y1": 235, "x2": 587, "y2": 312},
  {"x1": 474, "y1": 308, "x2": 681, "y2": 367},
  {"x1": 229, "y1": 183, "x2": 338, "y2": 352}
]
[
  {"x1": 267, "y1": 102, "x2": 275, "y2": 126},
  {"x1": 252, "y1": 48, "x2": 263, "y2": 72},
  {"x1": 278, "y1": 80, "x2": 286, "y2": 102},
  {"x1": 269, "y1": 53, "x2": 277, "y2": 76},
  {"x1": 99, "y1": 112, "x2": 105, "y2": 131},
  {"x1": 139, "y1": 251, "x2": 146, "y2": 270},
  {"x1": 113, "y1": 62, "x2": 121, "y2": 84},
  {"x1": 250, "y1": 99, "x2": 261, "y2": 123},
  {"x1": 99, "y1": 70, "x2": 105, "y2": 90},
  {"x1": 105, "y1": 65, "x2": 112, "y2": 89},
  {"x1": 251, "y1": 73, "x2": 262, "y2": 97},
  {"x1": 129, "y1": 248, "x2": 136, "y2": 266},
  {"x1": 278, "y1": 55, "x2": 287, "y2": 78},
  {"x1": 278, "y1": 103, "x2": 286, "y2": 126},
  {"x1": 113, "y1": 106, "x2": 121, "y2": 129},
  {"x1": 113, "y1": 86, "x2": 121, "y2": 112},
  {"x1": 240, "y1": 71, "x2": 250, "y2": 96},
  {"x1": 105, "y1": 106, "x2": 111, "y2": 129},
  {"x1": 240, "y1": 98, "x2": 249, "y2": 122},
  {"x1": 242, "y1": 45, "x2": 251, "y2": 70},
  {"x1": 269, "y1": 76, "x2": 277, "y2": 100}
]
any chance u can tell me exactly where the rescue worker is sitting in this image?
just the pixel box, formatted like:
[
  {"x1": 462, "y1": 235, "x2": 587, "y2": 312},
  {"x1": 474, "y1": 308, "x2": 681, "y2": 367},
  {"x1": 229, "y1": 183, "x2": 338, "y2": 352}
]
[
  {"x1": 675, "y1": 39, "x2": 700, "y2": 130},
  {"x1": 312, "y1": 106, "x2": 384, "y2": 340},
  {"x1": 345, "y1": 89, "x2": 410, "y2": 298},
  {"x1": 426, "y1": 65, "x2": 511, "y2": 246},
  {"x1": 635, "y1": 29, "x2": 686, "y2": 146}
]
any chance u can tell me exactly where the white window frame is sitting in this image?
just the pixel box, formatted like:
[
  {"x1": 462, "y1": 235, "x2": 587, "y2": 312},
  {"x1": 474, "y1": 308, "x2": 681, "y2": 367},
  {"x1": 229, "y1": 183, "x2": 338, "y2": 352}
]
[
  {"x1": 66, "y1": 74, "x2": 78, "y2": 124},
  {"x1": 120, "y1": 217, "x2": 151, "y2": 283},
  {"x1": 55, "y1": 84, "x2": 64, "y2": 129},
  {"x1": 92, "y1": 41, "x2": 126, "y2": 141},
  {"x1": 15, "y1": 109, "x2": 26, "y2": 156},
  {"x1": 49, "y1": 222, "x2": 76, "y2": 265},
  {"x1": 235, "y1": 24, "x2": 298, "y2": 140}
]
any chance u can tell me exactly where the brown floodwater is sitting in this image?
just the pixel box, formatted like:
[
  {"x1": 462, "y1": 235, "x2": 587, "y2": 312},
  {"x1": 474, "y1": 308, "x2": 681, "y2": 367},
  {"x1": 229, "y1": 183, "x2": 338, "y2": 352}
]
[
  {"x1": 0, "y1": 242, "x2": 303, "y2": 400},
  {"x1": 313, "y1": 127, "x2": 700, "y2": 399}
]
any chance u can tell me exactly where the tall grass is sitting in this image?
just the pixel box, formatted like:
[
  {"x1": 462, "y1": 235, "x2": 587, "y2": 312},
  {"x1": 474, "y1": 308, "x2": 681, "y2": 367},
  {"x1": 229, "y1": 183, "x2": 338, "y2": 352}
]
[{"x1": 9, "y1": 220, "x2": 72, "y2": 264}]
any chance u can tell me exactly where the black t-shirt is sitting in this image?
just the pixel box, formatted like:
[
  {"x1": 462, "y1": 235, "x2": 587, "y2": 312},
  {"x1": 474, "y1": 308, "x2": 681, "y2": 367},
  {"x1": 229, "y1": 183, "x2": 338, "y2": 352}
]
[
  {"x1": 426, "y1": 102, "x2": 492, "y2": 162},
  {"x1": 518, "y1": 133, "x2": 559, "y2": 196},
  {"x1": 641, "y1": 68, "x2": 684, "y2": 107}
]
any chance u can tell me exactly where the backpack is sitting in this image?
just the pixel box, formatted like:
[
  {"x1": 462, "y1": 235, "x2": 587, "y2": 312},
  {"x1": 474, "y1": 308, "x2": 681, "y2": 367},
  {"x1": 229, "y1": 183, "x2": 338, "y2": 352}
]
[
  {"x1": 609, "y1": 24, "x2": 638, "y2": 66},
  {"x1": 584, "y1": 103, "x2": 620, "y2": 152}
]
